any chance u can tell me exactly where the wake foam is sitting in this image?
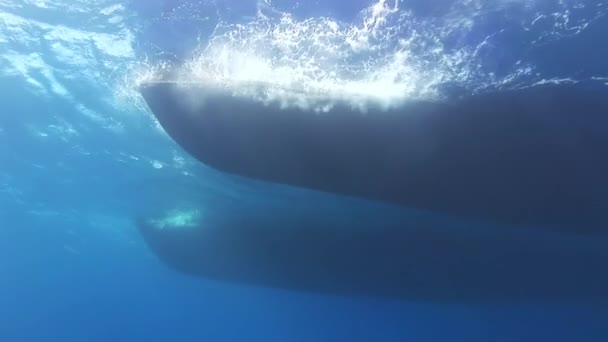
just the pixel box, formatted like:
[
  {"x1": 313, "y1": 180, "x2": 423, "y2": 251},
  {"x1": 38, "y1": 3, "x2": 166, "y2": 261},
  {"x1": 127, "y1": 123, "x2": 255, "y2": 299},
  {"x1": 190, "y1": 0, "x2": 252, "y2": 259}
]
[{"x1": 134, "y1": 0, "x2": 606, "y2": 112}]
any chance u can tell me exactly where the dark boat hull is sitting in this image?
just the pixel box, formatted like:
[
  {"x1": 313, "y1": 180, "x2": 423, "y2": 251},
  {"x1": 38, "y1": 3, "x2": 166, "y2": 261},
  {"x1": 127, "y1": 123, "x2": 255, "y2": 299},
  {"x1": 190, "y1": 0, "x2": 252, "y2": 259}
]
[
  {"x1": 137, "y1": 195, "x2": 608, "y2": 302},
  {"x1": 140, "y1": 82, "x2": 608, "y2": 232}
]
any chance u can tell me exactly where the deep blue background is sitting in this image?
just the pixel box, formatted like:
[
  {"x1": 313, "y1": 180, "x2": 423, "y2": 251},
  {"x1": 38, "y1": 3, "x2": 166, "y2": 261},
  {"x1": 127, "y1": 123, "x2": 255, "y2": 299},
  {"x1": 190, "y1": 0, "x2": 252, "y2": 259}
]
[{"x1": 1, "y1": 0, "x2": 608, "y2": 341}]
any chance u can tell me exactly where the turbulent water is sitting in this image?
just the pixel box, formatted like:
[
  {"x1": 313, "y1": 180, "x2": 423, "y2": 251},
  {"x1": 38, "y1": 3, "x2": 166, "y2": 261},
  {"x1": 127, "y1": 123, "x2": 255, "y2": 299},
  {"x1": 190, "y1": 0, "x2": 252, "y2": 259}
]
[{"x1": 1, "y1": 0, "x2": 608, "y2": 341}]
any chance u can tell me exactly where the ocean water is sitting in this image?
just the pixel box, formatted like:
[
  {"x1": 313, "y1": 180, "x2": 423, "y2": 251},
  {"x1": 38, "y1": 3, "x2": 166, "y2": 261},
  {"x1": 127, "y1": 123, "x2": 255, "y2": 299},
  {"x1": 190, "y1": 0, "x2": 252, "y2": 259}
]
[{"x1": 1, "y1": 0, "x2": 608, "y2": 341}]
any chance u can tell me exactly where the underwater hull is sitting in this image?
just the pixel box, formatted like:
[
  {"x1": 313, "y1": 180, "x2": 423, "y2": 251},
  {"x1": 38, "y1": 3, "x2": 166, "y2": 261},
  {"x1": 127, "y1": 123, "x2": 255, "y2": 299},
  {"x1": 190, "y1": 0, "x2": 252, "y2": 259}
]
[
  {"x1": 137, "y1": 197, "x2": 608, "y2": 302},
  {"x1": 140, "y1": 82, "x2": 608, "y2": 232}
]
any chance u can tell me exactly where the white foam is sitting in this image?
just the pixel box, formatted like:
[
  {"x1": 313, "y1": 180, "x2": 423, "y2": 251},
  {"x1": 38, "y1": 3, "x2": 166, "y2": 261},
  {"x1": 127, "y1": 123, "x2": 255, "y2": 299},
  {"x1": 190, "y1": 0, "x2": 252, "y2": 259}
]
[
  {"x1": 174, "y1": 0, "x2": 455, "y2": 112},
  {"x1": 75, "y1": 103, "x2": 123, "y2": 133},
  {"x1": 2, "y1": 52, "x2": 56, "y2": 96},
  {"x1": 27, "y1": 124, "x2": 49, "y2": 138},
  {"x1": 40, "y1": 68, "x2": 69, "y2": 96},
  {"x1": 533, "y1": 77, "x2": 578, "y2": 86},
  {"x1": 20, "y1": 0, "x2": 107, "y2": 14},
  {"x1": 150, "y1": 208, "x2": 202, "y2": 230},
  {"x1": 0, "y1": 12, "x2": 40, "y2": 45},
  {"x1": 591, "y1": 76, "x2": 608, "y2": 86},
  {"x1": 47, "y1": 116, "x2": 80, "y2": 142},
  {"x1": 49, "y1": 41, "x2": 89, "y2": 67},
  {"x1": 137, "y1": 0, "x2": 604, "y2": 113},
  {"x1": 100, "y1": 4, "x2": 124, "y2": 16},
  {"x1": 3, "y1": 0, "x2": 604, "y2": 124},
  {"x1": 107, "y1": 16, "x2": 123, "y2": 25},
  {"x1": 0, "y1": 0, "x2": 22, "y2": 8},
  {"x1": 26, "y1": 0, "x2": 49, "y2": 9},
  {"x1": 151, "y1": 160, "x2": 164, "y2": 169},
  {"x1": 43, "y1": 24, "x2": 134, "y2": 59}
]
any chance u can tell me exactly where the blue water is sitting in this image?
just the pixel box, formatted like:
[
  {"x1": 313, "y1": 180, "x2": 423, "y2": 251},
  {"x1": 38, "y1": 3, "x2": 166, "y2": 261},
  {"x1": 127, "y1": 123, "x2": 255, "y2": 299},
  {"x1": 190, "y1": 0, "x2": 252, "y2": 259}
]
[{"x1": 1, "y1": 0, "x2": 608, "y2": 341}]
